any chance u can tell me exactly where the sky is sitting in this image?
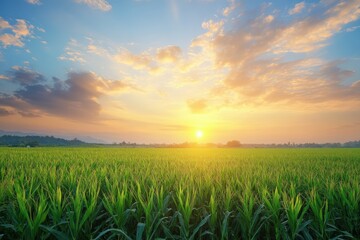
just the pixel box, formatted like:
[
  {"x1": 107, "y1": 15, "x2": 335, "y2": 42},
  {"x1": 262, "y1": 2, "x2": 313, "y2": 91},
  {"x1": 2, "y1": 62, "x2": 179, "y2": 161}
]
[{"x1": 0, "y1": 0, "x2": 360, "y2": 144}]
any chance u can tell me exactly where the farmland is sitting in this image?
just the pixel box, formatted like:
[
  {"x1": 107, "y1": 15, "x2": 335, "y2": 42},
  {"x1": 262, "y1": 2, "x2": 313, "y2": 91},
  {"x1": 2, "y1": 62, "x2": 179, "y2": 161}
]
[{"x1": 0, "y1": 148, "x2": 359, "y2": 239}]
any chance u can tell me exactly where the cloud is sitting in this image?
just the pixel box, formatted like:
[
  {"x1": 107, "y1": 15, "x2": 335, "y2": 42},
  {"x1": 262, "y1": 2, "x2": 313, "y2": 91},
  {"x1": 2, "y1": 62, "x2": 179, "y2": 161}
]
[
  {"x1": 280, "y1": 0, "x2": 360, "y2": 53},
  {"x1": 114, "y1": 49, "x2": 159, "y2": 73},
  {"x1": 264, "y1": 15, "x2": 274, "y2": 23},
  {"x1": 0, "y1": 17, "x2": 34, "y2": 48},
  {"x1": 26, "y1": 0, "x2": 41, "y2": 4},
  {"x1": 74, "y1": 0, "x2": 112, "y2": 11},
  {"x1": 201, "y1": 19, "x2": 224, "y2": 33},
  {"x1": 87, "y1": 44, "x2": 109, "y2": 57},
  {"x1": 0, "y1": 107, "x2": 14, "y2": 117},
  {"x1": 12, "y1": 20, "x2": 32, "y2": 37},
  {"x1": 7, "y1": 66, "x2": 46, "y2": 86},
  {"x1": 0, "y1": 34, "x2": 24, "y2": 47},
  {"x1": 0, "y1": 75, "x2": 9, "y2": 80},
  {"x1": 156, "y1": 45, "x2": 182, "y2": 63},
  {"x1": 223, "y1": 0, "x2": 237, "y2": 16},
  {"x1": 289, "y1": 2, "x2": 305, "y2": 15},
  {"x1": 345, "y1": 25, "x2": 360, "y2": 32},
  {"x1": 0, "y1": 71, "x2": 134, "y2": 120},
  {"x1": 0, "y1": 17, "x2": 11, "y2": 29},
  {"x1": 186, "y1": 0, "x2": 360, "y2": 111},
  {"x1": 0, "y1": 94, "x2": 35, "y2": 117},
  {"x1": 59, "y1": 39, "x2": 86, "y2": 63},
  {"x1": 187, "y1": 99, "x2": 208, "y2": 114}
]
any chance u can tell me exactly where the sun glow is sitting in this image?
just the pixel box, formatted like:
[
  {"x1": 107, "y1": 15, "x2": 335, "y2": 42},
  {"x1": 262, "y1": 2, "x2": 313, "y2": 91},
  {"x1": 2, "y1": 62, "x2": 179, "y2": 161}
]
[{"x1": 195, "y1": 130, "x2": 203, "y2": 139}]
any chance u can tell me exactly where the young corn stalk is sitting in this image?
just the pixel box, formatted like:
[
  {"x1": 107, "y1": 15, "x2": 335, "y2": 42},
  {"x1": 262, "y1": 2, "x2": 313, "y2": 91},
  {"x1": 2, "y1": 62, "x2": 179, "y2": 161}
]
[
  {"x1": 163, "y1": 186, "x2": 210, "y2": 239},
  {"x1": 10, "y1": 182, "x2": 49, "y2": 240},
  {"x1": 175, "y1": 186, "x2": 196, "y2": 237},
  {"x1": 68, "y1": 182, "x2": 99, "y2": 239},
  {"x1": 235, "y1": 186, "x2": 265, "y2": 240},
  {"x1": 282, "y1": 193, "x2": 311, "y2": 240},
  {"x1": 209, "y1": 187, "x2": 218, "y2": 236},
  {"x1": 103, "y1": 182, "x2": 133, "y2": 230},
  {"x1": 48, "y1": 186, "x2": 65, "y2": 226},
  {"x1": 337, "y1": 184, "x2": 359, "y2": 236},
  {"x1": 220, "y1": 187, "x2": 233, "y2": 240},
  {"x1": 136, "y1": 182, "x2": 166, "y2": 240},
  {"x1": 309, "y1": 189, "x2": 330, "y2": 239},
  {"x1": 262, "y1": 187, "x2": 282, "y2": 240},
  {"x1": 155, "y1": 186, "x2": 171, "y2": 217}
]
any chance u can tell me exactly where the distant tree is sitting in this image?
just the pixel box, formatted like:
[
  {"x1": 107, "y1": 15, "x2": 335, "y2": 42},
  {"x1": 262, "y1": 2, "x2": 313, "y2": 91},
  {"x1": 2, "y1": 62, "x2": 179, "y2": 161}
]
[
  {"x1": 225, "y1": 140, "x2": 242, "y2": 148},
  {"x1": 27, "y1": 141, "x2": 39, "y2": 147}
]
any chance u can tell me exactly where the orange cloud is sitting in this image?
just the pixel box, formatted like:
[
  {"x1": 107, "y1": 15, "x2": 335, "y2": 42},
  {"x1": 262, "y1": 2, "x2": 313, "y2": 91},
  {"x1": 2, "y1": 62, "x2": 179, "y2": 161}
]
[
  {"x1": 222, "y1": 0, "x2": 237, "y2": 16},
  {"x1": 74, "y1": 0, "x2": 112, "y2": 11},
  {"x1": 288, "y1": 2, "x2": 305, "y2": 15},
  {"x1": 187, "y1": 99, "x2": 208, "y2": 114},
  {"x1": 0, "y1": 18, "x2": 34, "y2": 48},
  {"x1": 114, "y1": 49, "x2": 159, "y2": 73},
  {"x1": 185, "y1": 0, "x2": 360, "y2": 112}
]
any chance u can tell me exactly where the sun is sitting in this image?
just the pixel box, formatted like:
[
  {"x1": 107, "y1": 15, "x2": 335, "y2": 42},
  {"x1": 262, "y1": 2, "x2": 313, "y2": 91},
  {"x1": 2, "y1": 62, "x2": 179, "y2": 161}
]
[{"x1": 195, "y1": 130, "x2": 203, "y2": 139}]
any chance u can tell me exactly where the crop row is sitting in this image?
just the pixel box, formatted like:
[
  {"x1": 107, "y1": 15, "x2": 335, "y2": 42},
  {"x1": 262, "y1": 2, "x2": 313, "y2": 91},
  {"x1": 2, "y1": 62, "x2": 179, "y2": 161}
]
[{"x1": 0, "y1": 148, "x2": 359, "y2": 239}]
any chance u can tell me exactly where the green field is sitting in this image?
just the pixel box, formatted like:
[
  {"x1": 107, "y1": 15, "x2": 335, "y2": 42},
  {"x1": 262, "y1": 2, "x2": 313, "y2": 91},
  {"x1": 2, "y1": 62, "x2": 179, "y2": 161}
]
[{"x1": 0, "y1": 148, "x2": 359, "y2": 239}]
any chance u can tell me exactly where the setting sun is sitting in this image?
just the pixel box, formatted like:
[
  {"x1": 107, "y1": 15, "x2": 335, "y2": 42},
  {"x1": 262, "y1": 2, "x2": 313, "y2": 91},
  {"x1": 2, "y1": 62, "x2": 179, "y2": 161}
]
[
  {"x1": 0, "y1": 0, "x2": 359, "y2": 144},
  {"x1": 196, "y1": 130, "x2": 204, "y2": 139}
]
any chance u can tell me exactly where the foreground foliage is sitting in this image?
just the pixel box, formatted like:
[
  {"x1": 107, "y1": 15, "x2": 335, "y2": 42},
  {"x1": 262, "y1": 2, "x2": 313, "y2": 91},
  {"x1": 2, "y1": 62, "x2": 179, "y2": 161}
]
[{"x1": 0, "y1": 148, "x2": 359, "y2": 239}]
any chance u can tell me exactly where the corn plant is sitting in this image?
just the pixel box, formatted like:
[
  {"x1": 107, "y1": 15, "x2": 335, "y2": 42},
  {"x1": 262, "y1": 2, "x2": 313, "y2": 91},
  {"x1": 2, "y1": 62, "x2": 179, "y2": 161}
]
[
  {"x1": 5, "y1": 182, "x2": 49, "y2": 240},
  {"x1": 235, "y1": 186, "x2": 265, "y2": 240},
  {"x1": 262, "y1": 187, "x2": 283, "y2": 240},
  {"x1": 282, "y1": 193, "x2": 311, "y2": 240},
  {"x1": 1, "y1": 147, "x2": 360, "y2": 239},
  {"x1": 68, "y1": 182, "x2": 99, "y2": 239}
]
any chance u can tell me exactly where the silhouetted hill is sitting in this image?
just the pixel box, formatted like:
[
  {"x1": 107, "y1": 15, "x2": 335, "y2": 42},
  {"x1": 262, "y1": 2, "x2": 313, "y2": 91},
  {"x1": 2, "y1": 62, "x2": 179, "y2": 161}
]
[{"x1": 0, "y1": 135, "x2": 87, "y2": 147}]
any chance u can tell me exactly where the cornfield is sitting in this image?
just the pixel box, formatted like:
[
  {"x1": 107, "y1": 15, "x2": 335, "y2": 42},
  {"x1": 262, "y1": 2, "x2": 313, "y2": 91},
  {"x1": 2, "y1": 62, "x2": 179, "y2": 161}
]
[{"x1": 0, "y1": 147, "x2": 359, "y2": 239}]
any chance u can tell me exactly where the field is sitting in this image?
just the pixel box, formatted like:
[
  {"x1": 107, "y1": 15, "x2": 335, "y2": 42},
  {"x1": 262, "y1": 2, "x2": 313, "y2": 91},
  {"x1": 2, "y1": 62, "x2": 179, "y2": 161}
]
[{"x1": 0, "y1": 148, "x2": 359, "y2": 239}]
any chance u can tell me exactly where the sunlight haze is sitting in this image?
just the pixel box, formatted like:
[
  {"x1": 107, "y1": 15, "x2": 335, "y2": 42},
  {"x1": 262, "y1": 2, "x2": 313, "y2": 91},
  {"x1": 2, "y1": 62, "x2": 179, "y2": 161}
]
[{"x1": 1, "y1": 0, "x2": 360, "y2": 143}]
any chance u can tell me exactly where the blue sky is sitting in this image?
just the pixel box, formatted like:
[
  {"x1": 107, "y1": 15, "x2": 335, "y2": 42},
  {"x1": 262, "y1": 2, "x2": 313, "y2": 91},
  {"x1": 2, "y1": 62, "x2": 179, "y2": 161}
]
[{"x1": 1, "y1": 0, "x2": 360, "y2": 143}]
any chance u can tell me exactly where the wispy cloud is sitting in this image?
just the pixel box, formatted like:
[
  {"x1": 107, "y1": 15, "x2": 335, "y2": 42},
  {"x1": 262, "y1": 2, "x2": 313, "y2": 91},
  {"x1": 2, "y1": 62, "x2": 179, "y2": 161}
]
[
  {"x1": 345, "y1": 25, "x2": 360, "y2": 32},
  {"x1": 222, "y1": 0, "x2": 237, "y2": 16},
  {"x1": 0, "y1": 75, "x2": 9, "y2": 80},
  {"x1": 25, "y1": 0, "x2": 41, "y2": 5},
  {"x1": 74, "y1": 0, "x2": 112, "y2": 11},
  {"x1": 58, "y1": 39, "x2": 86, "y2": 63},
  {"x1": 114, "y1": 49, "x2": 159, "y2": 73},
  {"x1": 0, "y1": 107, "x2": 14, "y2": 117},
  {"x1": 288, "y1": 2, "x2": 305, "y2": 15}
]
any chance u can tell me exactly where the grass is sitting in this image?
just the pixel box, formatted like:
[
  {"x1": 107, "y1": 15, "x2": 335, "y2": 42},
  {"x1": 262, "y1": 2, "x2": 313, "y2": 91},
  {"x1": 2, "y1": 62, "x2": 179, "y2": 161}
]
[{"x1": 0, "y1": 147, "x2": 359, "y2": 239}]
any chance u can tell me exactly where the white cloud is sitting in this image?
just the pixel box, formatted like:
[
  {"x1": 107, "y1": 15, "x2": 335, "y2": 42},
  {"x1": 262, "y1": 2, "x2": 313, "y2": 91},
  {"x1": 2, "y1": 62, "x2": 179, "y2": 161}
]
[
  {"x1": 59, "y1": 39, "x2": 86, "y2": 63},
  {"x1": 345, "y1": 25, "x2": 360, "y2": 32},
  {"x1": 26, "y1": 0, "x2": 41, "y2": 5}
]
